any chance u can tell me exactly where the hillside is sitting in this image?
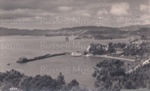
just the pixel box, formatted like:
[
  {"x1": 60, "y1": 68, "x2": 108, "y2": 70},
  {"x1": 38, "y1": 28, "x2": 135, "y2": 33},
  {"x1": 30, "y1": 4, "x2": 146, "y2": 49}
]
[
  {"x1": 0, "y1": 25, "x2": 150, "y2": 40},
  {"x1": 120, "y1": 25, "x2": 150, "y2": 31},
  {"x1": 0, "y1": 27, "x2": 52, "y2": 36}
]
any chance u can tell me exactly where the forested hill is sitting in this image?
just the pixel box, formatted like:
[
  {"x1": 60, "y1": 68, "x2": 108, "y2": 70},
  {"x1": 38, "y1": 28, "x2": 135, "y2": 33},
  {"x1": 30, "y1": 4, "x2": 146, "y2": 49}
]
[
  {"x1": 0, "y1": 27, "x2": 51, "y2": 36},
  {"x1": 0, "y1": 25, "x2": 150, "y2": 39}
]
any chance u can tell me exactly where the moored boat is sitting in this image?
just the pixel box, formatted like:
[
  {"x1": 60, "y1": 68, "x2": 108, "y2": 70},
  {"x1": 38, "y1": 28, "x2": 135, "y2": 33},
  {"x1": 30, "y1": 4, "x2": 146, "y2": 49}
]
[
  {"x1": 85, "y1": 54, "x2": 93, "y2": 57},
  {"x1": 70, "y1": 52, "x2": 82, "y2": 57}
]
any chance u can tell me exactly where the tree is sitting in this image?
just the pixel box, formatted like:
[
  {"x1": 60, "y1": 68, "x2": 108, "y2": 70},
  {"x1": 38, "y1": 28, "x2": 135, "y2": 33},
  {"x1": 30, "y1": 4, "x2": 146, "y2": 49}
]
[
  {"x1": 56, "y1": 72, "x2": 65, "y2": 88},
  {"x1": 68, "y1": 79, "x2": 79, "y2": 89},
  {"x1": 93, "y1": 59, "x2": 126, "y2": 91}
]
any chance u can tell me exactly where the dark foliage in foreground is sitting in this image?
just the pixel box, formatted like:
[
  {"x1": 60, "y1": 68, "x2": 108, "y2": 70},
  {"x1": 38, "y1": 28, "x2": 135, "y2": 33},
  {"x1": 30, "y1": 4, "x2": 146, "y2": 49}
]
[
  {"x1": 0, "y1": 59, "x2": 150, "y2": 91},
  {"x1": 93, "y1": 59, "x2": 125, "y2": 91},
  {"x1": 93, "y1": 59, "x2": 150, "y2": 91},
  {"x1": 124, "y1": 64, "x2": 150, "y2": 89},
  {"x1": 0, "y1": 70, "x2": 81, "y2": 91}
]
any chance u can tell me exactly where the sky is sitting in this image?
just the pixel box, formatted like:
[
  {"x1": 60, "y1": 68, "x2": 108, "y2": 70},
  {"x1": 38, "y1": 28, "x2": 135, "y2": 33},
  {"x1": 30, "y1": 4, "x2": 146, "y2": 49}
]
[{"x1": 0, "y1": 0, "x2": 149, "y2": 29}]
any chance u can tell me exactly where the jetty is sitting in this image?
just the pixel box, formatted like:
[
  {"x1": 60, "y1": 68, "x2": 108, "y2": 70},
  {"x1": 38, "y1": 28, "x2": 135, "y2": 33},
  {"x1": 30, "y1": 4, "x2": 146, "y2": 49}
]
[{"x1": 17, "y1": 52, "x2": 69, "y2": 64}]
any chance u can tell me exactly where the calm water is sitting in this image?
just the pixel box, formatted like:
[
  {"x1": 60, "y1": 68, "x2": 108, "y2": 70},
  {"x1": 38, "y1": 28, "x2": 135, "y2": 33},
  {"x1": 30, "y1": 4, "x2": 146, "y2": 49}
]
[{"x1": 0, "y1": 36, "x2": 129, "y2": 88}]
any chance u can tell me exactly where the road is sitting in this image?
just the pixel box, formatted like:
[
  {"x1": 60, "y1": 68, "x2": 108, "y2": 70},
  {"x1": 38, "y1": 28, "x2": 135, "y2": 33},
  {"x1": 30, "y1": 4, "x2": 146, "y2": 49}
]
[{"x1": 94, "y1": 55, "x2": 136, "y2": 62}]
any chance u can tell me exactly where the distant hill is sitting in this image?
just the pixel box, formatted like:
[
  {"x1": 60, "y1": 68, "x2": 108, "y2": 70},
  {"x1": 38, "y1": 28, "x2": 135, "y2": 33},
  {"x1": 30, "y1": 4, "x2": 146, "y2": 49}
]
[
  {"x1": 0, "y1": 25, "x2": 150, "y2": 39},
  {"x1": 0, "y1": 27, "x2": 52, "y2": 36},
  {"x1": 120, "y1": 24, "x2": 150, "y2": 31}
]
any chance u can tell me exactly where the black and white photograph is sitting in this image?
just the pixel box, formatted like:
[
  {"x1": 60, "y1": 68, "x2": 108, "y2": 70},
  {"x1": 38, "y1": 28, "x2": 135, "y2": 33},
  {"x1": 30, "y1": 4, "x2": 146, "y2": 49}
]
[{"x1": 0, "y1": 0, "x2": 150, "y2": 91}]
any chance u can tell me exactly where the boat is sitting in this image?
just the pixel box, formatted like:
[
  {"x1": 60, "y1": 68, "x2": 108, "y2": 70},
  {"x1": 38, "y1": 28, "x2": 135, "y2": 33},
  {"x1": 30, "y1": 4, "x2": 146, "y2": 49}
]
[
  {"x1": 7, "y1": 63, "x2": 10, "y2": 66},
  {"x1": 70, "y1": 52, "x2": 82, "y2": 57},
  {"x1": 17, "y1": 57, "x2": 28, "y2": 63},
  {"x1": 65, "y1": 36, "x2": 69, "y2": 41},
  {"x1": 85, "y1": 54, "x2": 93, "y2": 57}
]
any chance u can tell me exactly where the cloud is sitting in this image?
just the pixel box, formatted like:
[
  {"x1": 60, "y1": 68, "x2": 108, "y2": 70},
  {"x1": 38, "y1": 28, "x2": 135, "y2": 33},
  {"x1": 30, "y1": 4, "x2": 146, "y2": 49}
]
[
  {"x1": 71, "y1": 10, "x2": 91, "y2": 17},
  {"x1": 140, "y1": 4, "x2": 149, "y2": 12},
  {"x1": 97, "y1": 10, "x2": 108, "y2": 15},
  {"x1": 58, "y1": 6, "x2": 72, "y2": 11},
  {"x1": 0, "y1": 9, "x2": 53, "y2": 19},
  {"x1": 81, "y1": 12, "x2": 91, "y2": 17},
  {"x1": 0, "y1": 0, "x2": 72, "y2": 11},
  {"x1": 0, "y1": 0, "x2": 148, "y2": 29},
  {"x1": 110, "y1": 2, "x2": 130, "y2": 16},
  {"x1": 140, "y1": 14, "x2": 150, "y2": 20},
  {"x1": 0, "y1": 0, "x2": 37, "y2": 10},
  {"x1": 0, "y1": 9, "x2": 33, "y2": 19}
]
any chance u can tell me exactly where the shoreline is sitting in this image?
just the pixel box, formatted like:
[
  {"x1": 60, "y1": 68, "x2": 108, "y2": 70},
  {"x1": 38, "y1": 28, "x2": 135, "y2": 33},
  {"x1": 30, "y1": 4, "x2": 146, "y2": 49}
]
[{"x1": 92, "y1": 55, "x2": 136, "y2": 61}]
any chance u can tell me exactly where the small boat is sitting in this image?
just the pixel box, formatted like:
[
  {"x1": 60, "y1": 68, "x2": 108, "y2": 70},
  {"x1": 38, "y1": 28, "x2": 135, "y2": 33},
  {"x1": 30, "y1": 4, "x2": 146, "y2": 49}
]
[
  {"x1": 65, "y1": 36, "x2": 69, "y2": 41},
  {"x1": 85, "y1": 54, "x2": 93, "y2": 57},
  {"x1": 70, "y1": 52, "x2": 82, "y2": 57},
  {"x1": 17, "y1": 57, "x2": 28, "y2": 63},
  {"x1": 7, "y1": 63, "x2": 10, "y2": 66}
]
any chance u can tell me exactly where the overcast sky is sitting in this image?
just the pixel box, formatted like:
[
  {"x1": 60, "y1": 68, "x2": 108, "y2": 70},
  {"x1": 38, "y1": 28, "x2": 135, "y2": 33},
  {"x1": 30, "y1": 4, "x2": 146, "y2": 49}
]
[{"x1": 0, "y1": 0, "x2": 149, "y2": 29}]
